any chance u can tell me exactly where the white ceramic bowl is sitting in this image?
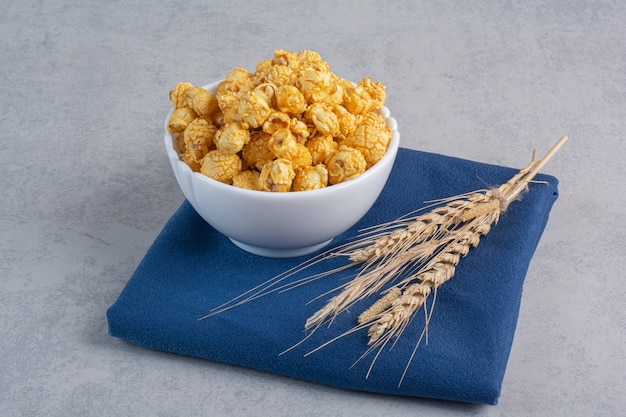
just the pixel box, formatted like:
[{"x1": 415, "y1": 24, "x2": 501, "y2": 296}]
[{"x1": 164, "y1": 80, "x2": 400, "y2": 258}]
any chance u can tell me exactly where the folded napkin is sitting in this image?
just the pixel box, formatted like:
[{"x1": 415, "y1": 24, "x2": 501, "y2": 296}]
[{"x1": 107, "y1": 147, "x2": 559, "y2": 405}]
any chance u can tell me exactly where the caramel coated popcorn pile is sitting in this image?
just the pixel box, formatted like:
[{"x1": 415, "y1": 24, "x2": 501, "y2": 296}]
[{"x1": 168, "y1": 49, "x2": 392, "y2": 192}]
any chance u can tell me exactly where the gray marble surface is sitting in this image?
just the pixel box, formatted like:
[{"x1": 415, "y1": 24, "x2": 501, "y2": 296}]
[{"x1": 1, "y1": 1, "x2": 624, "y2": 416}]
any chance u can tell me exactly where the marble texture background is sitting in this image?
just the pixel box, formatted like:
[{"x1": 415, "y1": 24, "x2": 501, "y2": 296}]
[{"x1": 1, "y1": 0, "x2": 624, "y2": 416}]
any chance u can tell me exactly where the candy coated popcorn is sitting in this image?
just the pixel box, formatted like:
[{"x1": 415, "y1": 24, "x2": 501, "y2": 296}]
[
  {"x1": 298, "y1": 66, "x2": 334, "y2": 104},
  {"x1": 253, "y1": 83, "x2": 277, "y2": 108},
  {"x1": 343, "y1": 77, "x2": 386, "y2": 114},
  {"x1": 214, "y1": 123, "x2": 251, "y2": 154},
  {"x1": 191, "y1": 86, "x2": 219, "y2": 118},
  {"x1": 272, "y1": 49, "x2": 300, "y2": 69},
  {"x1": 232, "y1": 170, "x2": 261, "y2": 190},
  {"x1": 306, "y1": 133, "x2": 338, "y2": 165},
  {"x1": 266, "y1": 64, "x2": 297, "y2": 87},
  {"x1": 333, "y1": 105, "x2": 360, "y2": 141},
  {"x1": 259, "y1": 158, "x2": 296, "y2": 192},
  {"x1": 177, "y1": 119, "x2": 217, "y2": 171},
  {"x1": 325, "y1": 145, "x2": 367, "y2": 184},
  {"x1": 169, "y1": 49, "x2": 391, "y2": 192},
  {"x1": 292, "y1": 165, "x2": 329, "y2": 191},
  {"x1": 170, "y1": 82, "x2": 195, "y2": 108},
  {"x1": 224, "y1": 67, "x2": 253, "y2": 92},
  {"x1": 238, "y1": 90, "x2": 272, "y2": 129},
  {"x1": 343, "y1": 122, "x2": 392, "y2": 168},
  {"x1": 268, "y1": 128, "x2": 312, "y2": 169},
  {"x1": 276, "y1": 85, "x2": 307, "y2": 114},
  {"x1": 305, "y1": 102, "x2": 340, "y2": 136},
  {"x1": 167, "y1": 107, "x2": 197, "y2": 133},
  {"x1": 177, "y1": 131, "x2": 204, "y2": 172},
  {"x1": 242, "y1": 131, "x2": 275, "y2": 171},
  {"x1": 200, "y1": 150, "x2": 242, "y2": 184},
  {"x1": 184, "y1": 118, "x2": 217, "y2": 150}
]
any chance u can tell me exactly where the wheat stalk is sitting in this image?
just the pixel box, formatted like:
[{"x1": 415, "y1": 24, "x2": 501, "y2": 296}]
[{"x1": 298, "y1": 136, "x2": 567, "y2": 384}]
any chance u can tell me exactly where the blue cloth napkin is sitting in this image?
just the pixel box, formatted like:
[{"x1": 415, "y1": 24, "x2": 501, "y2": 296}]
[{"x1": 107, "y1": 147, "x2": 559, "y2": 405}]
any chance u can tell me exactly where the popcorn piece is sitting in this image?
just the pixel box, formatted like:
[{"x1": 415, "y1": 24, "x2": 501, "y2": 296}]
[
  {"x1": 224, "y1": 67, "x2": 253, "y2": 93},
  {"x1": 184, "y1": 118, "x2": 217, "y2": 150},
  {"x1": 325, "y1": 145, "x2": 367, "y2": 184},
  {"x1": 298, "y1": 66, "x2": 334, "y2": 103},
  {"x1": 292, "y1": 165, "x2": 328, "y2": 191},
  {"x1": 242, "y1": 131, "x2": 275, "y2": 171},
  {"x1": 232, "y1": 170, "x2": 261, "y2": 190},
  {"x1": 262, "y1": 111, "x2": 291, "y2": 135},
  {"x1": 177, "y1": 130, "x2": 204, "y2": 172},
  {"x1": 333, "y1": 104, "x2": 360, "y2": 141},
  {"x1": 268, "y1": 128, "x2": 312, "y2": 169},
  {"x1": 306, "y1": 133, "x2": 338, "y2": 165},
  {"x1": 190, "y1": 86, "x2": 219, "y2": 117},
  {"x1": 276, "y1": 85, "x2": 307, "y2": 114},
  {"x1": 167, "y1": 107, "x2": 197, "y2": 133},
  {"x1": 259, "y1": 158, "x2": 296, "y2": 192},
  {"x1": 169, "y1": 82, "x2": 194, "y2": 108},
  {"x1": 305, "y1": 102, "x2": 340, "y2": 136},
  {"x1": 178, "y1": 119, "x2": 217, "y2": 171},
  {"x1": 254, "y1": 83, "x2": 277, "y2": 108},
  {"x1": 297, "y1": 50, "x2": 325, "y2": 67},
  {"x1": 343, "y1": 77, "x2": 386, "y2": 114},
  {"x1": 214, "y1": 123, "x2": 251, "y2": 154},
  {"x1": 252, "y1": 59, "x2": 273, "y2": 84},
  {"x1": 200, "y1": 150, "x2": 242, "y2": 184},
  {"x1": 238, "y1": 90, "x2": 271, "y2": 129},
  {"x1": 272, "y1": 49, "x2": 300, "y2": 70},
  {"x1": 359, "y1": 111, "x2": 388, "y2": 130},
  {"x1": 289, "y1": 117, "x2": 310, "y2": 144},
  {"x1": 266, "y1": 64, "x2": 297, "y2": 87},
  {"x1": 343, "y1": 118, "x2": 392, "y2": 167}
]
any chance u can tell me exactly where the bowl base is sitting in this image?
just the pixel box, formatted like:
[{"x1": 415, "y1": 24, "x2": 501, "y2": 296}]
[{"x1": 228, "y1": 238, "x2": 333, "y2": 258}]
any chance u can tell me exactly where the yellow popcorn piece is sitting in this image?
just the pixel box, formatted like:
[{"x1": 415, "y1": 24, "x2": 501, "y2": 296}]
[
  {"x1": 343, "y1": 113, "x2": 392, "y2": 167},
  {"x1": 333, "y1": 104, "x2": 360, "y2": 141},
  {"x1": 216, "y1": 80, "x2": 244, "y2": 125},
  {"x1": 242, "y1": 131, "x2": 275, "y2": 171},
  {"x1": 292, "y1": 165, "x2": 329, "y2": 191},
  {"x1": 272, "y1": 49, "x2": 301, "y2": 70},
  {"x1": 253, "y1": 83, "x2": 277, "y2": 108},
  {"x1": 232, "y1": 170, "x2": 261, "y2": 190},
  {"x1": 276, "y1": 85, "x2": 307, "y2": 114},
  {"x1": 266, "y1": 64, "x2": 297, "y2": 87},
  {"x1": 298, "y1": 66, "x2": 334, "y2": 104},
  {"x1": 224, "y1": 67, "x2": 253, "y2": 93},
  {"x1": 169, "y1": 82, "x2": 194, "y2": 109},
  {"x1": 306, "y1": 133, "x2": 338, "y2": 166},
  {"x1": 259, "y1": 158, "x2": 296, "y2": 192},
  {"x1": 289, "y1": 117, "x2": 310, "y2": 144},
  {"x1": 184, "y1": 118, "x2": 217, "y2": 150},
  {"x1": 190, "y1": 86, "x2": 219, "y2": 118},
  {"x1": 238, "y1": 90, "x2": 272, "y2": 129},
  {"x1": 252, "y1": 59, "x2": 273, "y2": 84},
  {"x1": 167, "y1": 107, "x2": 197, "y2": 133},
  {"x1": 305, "y1": 102, "x2": 340, "y2": 136},
  {"x1": 268, "y1": 128, "x2": 312, "y2": 169},
  {"x1": 214, "y1": 123, "x2": 251, "y2": 154},
  {"x1": 343, "y1": 77, "x2": 386, "y2": 114},
  {"x1": 200, "y1": 150, "x2": 242, "y2": 184},
  {"x1": 177, "y1": 131, "x2": 203, "y2": 172},
  {"x1": 325, "y1": 145, "x2": 367, "y2": 184},
  {"x1": 262, "y1": 111, "x2": 291, "y2": 135}
]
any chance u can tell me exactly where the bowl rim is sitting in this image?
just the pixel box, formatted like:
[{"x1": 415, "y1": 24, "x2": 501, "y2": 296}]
[{"x1": 164, "y1": 80, "x2": 400, "y2": 200}]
